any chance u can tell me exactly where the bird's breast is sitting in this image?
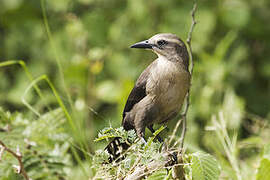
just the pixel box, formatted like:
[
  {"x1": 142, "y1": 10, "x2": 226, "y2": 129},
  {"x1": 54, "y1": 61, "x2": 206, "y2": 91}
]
[{"x1": 146, "y1": 58, "x2": 190, "y2": 122}]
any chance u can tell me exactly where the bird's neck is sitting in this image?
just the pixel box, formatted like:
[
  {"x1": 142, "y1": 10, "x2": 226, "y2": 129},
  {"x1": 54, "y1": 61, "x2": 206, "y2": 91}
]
[{"x1": 157, "y1": 54, "x2": 189, "y2": 71}]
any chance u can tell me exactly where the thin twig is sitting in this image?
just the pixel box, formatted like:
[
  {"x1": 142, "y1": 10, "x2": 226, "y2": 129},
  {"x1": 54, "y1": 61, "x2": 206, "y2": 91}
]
[
  {"x1": 168, "y1": 114, "x2": 183, "y2": 146},
  {"x1": 171, "y1": 4, "x2": 197, "y2": 178},
  {"x1": 0, "y1": 141, "x2": 29, "y2": 180},
  {"x1": 169, "y1": 2, "x2": 198, "y2": 147},
  {"x1": 124, "y1": 150, "x2": 188, "y2": 180},
  {"x1": 178, "y1": 2, "x2": 197, "y2": 152}
]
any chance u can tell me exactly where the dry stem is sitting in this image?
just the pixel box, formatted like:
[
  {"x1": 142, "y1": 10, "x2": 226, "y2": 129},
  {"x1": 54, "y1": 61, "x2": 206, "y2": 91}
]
[
  {"x1": 178, "y1": 2, "x2": 198, "y2": 152},
  {"x1": 170, "y1": 3, "x2": 197, "y2": 179},
  {"x1": 0, "y1": 141, "x2": 29, "y2": 180}
]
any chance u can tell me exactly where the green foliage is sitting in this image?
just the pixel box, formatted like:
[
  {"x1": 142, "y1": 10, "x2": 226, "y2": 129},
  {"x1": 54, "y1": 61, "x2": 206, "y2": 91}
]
[
  {"x1": 0, "y1": 0, "x2": 269, "y2": 179},
  {"x1": 92, "y1": 127, "x2": 221, "y2": 180},
  {"x1": 144, "y1": 126, "x2": 165, "y2": 151},
  {"x1": 256, "y1": 144, "x2": 270, "y2": 180},
  {"x1": 256, "y1": 159, "x2": 270, "y2": 180},
  {"x1": 95, "y1": 127, "x2": 136, "y2": 144},
  {"x1": 190, "y1": 152, "x2": 220, "y2": 180},
  {"x1": 92, "y1": 127, "x2": 166, "y2": 179},
  {"x1": 0, "y1": 108, "x2": 71, "y2": 179},
  {"x1": 147, "y1": 169, "x2": 169, "y2": 180}
]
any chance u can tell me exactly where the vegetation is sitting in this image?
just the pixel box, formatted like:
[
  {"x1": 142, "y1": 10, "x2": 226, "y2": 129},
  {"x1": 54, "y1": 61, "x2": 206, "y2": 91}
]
[{"x1": 0, "y1": 0, "x2": 269, "y2": 179}]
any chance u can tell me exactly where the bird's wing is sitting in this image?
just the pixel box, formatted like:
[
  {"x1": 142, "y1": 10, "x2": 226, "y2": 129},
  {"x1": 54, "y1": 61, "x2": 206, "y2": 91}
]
[{"x1": 122, "y1": 60, "x2": 157, "y2": 120}]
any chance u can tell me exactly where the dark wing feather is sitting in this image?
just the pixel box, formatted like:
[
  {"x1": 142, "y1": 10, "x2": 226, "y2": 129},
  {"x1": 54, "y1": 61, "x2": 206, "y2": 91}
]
[{"x1": 122, "y1": 60, "x2": 157, "y2": 120}]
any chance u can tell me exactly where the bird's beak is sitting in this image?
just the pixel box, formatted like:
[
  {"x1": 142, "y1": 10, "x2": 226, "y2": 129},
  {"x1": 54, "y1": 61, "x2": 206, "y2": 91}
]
[{"x1": 130, "y1": 40, "x2": 153, "y2": 49}]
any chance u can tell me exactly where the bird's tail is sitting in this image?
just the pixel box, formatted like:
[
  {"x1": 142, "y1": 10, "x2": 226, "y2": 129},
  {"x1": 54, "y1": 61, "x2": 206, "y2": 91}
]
[{"x1": 105, "y1": 137, "x2": 130, "y2": 162}]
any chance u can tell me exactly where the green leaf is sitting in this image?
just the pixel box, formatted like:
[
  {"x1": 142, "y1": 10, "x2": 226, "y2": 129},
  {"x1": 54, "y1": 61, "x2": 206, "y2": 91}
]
[
  {"x1": 144, "y1": 126, "x2": 166, "y2": 151},
  {"x1": 256, "y1": 144, "x2": 270, "y2": 180},
  {"x1": 262, "y1": 144, "x2": 270, "y2": 159},
  {"x1": 146, "y1": 169, "x2": 168, "y2": 180},
  {"x1": 256, "y1": 158, "x2": 270, "y2": 180},
  {"x1": 191, "y1": 152, "x2": 221, "y2": 180}
]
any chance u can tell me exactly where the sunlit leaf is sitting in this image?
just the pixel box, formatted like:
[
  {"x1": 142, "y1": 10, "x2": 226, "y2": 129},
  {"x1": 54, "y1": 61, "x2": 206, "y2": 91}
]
[{"x1": 191, "y1": 152, "x2": 221, "y2": 180}]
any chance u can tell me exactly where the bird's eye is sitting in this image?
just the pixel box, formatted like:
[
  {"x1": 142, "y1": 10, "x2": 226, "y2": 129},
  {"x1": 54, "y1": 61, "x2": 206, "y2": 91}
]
[{"x1": 157, "y1": 40, "x2": 167, "y2": 46}]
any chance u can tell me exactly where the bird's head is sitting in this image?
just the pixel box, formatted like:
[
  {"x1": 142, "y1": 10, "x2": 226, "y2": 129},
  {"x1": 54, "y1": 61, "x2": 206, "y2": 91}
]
[{"x1": 130, "y1": 33, "x2": 189, "y2": 67}]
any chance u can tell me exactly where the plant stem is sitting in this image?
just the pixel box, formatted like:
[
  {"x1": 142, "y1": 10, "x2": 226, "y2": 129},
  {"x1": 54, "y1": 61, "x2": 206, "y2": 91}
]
[
  {"x1": 178, "y1": 1, "x2": 197, "y2": 152},
  {"x1": 0, "y1": 141, "x2": 29, "y2": 180}
]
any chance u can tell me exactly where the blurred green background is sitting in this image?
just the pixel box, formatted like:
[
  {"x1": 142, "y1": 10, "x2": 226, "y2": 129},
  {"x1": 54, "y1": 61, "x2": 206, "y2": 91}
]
[{"x1": 0, "y1": 0, "x2": 270, "y2": 179}]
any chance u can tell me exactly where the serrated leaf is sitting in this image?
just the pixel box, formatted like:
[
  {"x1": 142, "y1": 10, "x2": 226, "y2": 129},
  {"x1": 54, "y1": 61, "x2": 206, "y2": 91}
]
[{"x1": 191, "y1": 152, "x2": 220, "y2": 180}]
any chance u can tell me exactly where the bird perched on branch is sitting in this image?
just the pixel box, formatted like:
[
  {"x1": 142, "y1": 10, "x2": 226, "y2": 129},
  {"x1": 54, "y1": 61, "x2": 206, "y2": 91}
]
[{"x1": 105, "y1": 33, "x2": 190, "y2": 162}]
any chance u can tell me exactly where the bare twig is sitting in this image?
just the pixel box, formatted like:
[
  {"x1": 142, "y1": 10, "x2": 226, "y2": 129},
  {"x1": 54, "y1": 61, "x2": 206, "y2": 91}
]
[
  {"x1": 171, "y1": 4, "x2": 197, "y2": 178},
  {"x1": 169, "y1": 2, "x2": 198, "y2": 151},
  {"x1": 178, "y1": 2, "x2": 197, "y2": 151},
  {"x1": 0, "y1": 141, "x2": 29, "y2": 180},
  {"x1": 124, "y1": 150, "x2": 186, "y2": 180},
  {"x1": 168, "y1": 114, "x2": 183, "y2": 146}
]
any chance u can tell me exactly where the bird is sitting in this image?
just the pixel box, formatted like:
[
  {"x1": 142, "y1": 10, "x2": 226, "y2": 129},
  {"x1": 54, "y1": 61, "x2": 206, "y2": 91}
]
[{"x1": 105, "y1": 33, "x2": 191, "y2": 162}]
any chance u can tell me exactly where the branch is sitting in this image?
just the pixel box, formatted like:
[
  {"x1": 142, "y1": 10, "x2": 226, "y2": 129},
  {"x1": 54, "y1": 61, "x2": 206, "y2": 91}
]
[
  {"x1": 0, "y1": 141, "x2": 29, "y2": 180},
  {"x1": 124, "y1": 150, "x2": 183, "y2": 180},
  {"x1": 170, "y1": 3, "x2": 197, "y2": 179},
  {"x1": 169, "y1": 2, "x2": 198, "y2": 150},
  {"x1": 178, "y1": 1, "x2": 197, "y2": 151}
]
